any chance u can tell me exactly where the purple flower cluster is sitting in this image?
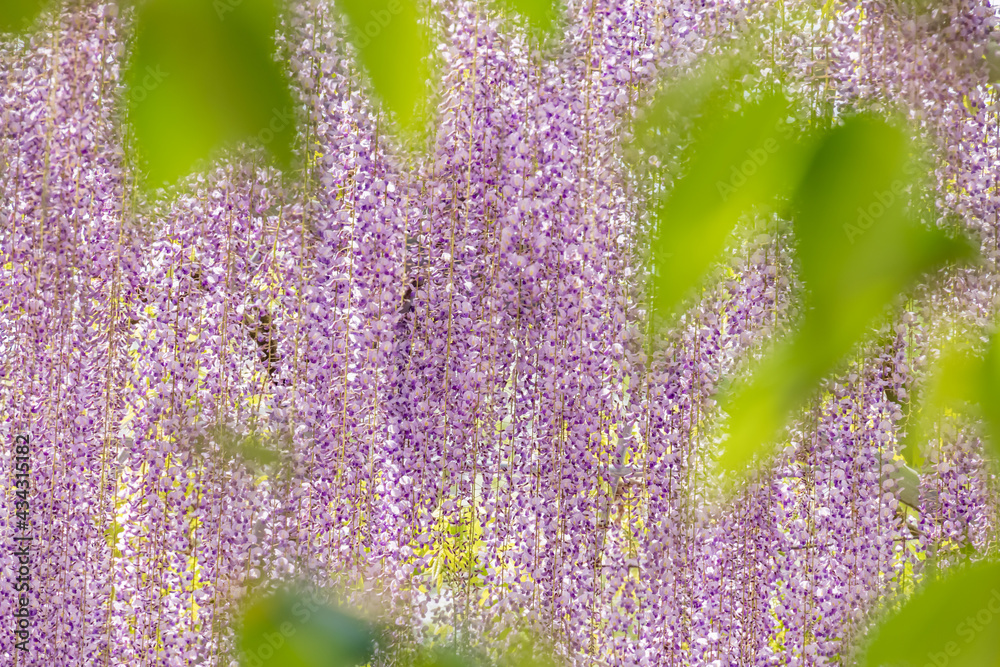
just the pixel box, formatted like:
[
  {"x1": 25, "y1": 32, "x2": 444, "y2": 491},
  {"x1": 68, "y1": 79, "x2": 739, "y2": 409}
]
[{"x1": 1, "y1": 1, "x2": 999, "y2": 665}]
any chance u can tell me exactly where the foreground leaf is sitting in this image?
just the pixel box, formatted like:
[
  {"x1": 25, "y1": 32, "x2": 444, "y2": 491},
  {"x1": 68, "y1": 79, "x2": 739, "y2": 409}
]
[
  {"x1": 647, "y1": 92, "x2": 809, "y2": 324},
  {"x1": 790, "y1": 118, "x2": 972, "y2": 373},
  {"x1": 338, "y1": 0, "x2": 427, "y2": 128},
  {"x1": 499, "y1": 0, "x2": 559, "y2": 30},
  {"x1": 903, "y1": 338, "x2": 982, "y2": 464},
  {"x1": 127, "y1": 0, "x2": 296, "y2": 185},
  {"x1": 900, "y1": 326, "x2": 1000, "y2": 466},
  {"x1": 862, "y1": 561, "x2": 1000, "y2": 667},
  {"x1": 239, "y1": 588, "x2": 376, "y2": 667},
  {"x1": 0, "y1": 0, "x2": 47, "y2": 33},
  {"x1": 400, "y1": 629, "x2": 560, "y2": 667},
  {"x1": 980, "y1": 330, "x2": 1000, "y2": 460},
  {"x1": 719, "y1": 117, "x2": 974, "y2": 477}
]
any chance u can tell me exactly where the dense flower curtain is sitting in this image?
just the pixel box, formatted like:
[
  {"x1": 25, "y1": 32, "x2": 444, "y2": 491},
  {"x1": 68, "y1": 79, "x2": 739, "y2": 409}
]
[{"x1": 1, "y1": 0, "x2": 998, "y2": 665}]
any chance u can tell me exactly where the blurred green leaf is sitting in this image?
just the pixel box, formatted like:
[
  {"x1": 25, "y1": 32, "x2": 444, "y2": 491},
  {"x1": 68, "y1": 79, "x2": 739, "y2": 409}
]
[
  {"x1": 719, "y1": 117, "x2": 975, "y2": 478},
  {"x1": 338, "y1": 0, "x2": 427, "y2": 128},
  {"x1": 715, "y1": 345, "x2": 812, "y2": 481},
  {"x1": 500, "y1": 632, "x2": 561, "y2": 667},
  {"x1": 930, "y1": 346, "x2": 983, "y2": 409},
  {"x1": 127, "y1": 0, "x2": 296, "y2": 185},
  {"x1": 398, "y1": 628, "x2": 559, "y2": 667},
  {"x1": 980, "y1": 330, "x2": 1000, "y2": 461},
  {"x1": 409, "y1": 647, "x2": 478, "y2": 667},
  {"x1": 239, "y1": 588, "x2": 376, "y2": 667},
  {"x1": 861, "y1": 561, "x2": 1000, "y2": 667},
  {"x1": 0, "y1": 0, "x2": 47, "y2": 33},
  {"x1": 644, "y1": 86, "x2": 812, "y2": 324},
  {"x1": 901, "y1": 327, "x2": 1000, "y2": 466},
  {"x1": 498, "y1": 0, "x2": 558, "y2": 31},
  {"x1": 790, "y1": 118, "x2": 973, "y2": 374},
  {"x1": 904, "y1": 339, "x2": 981, "y2": 462}
]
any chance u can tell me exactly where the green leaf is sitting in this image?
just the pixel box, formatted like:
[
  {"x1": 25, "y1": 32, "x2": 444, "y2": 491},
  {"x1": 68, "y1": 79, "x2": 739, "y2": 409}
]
[
  {"x1": 790, "y1": 118, "x2": 973, "y2": 375},
  {"x1": 127, "y1": 0, "x2": 296, "y2": 185},
  {"x1": 715, "y1": 345, "x2": 813, "y2": 480},
  {"x1": 498, "y1": 0, "x2": 559, "y2": 31},
  {"x1": 337, "y1": 0, "x2": 427, "y2": 128},
  {"x1": 861, "y1": 561, "x2": 1000, "y2": 667},
  {"x1": 634, "y1": 47, "x2": 811, "y2": 325},
  {"x1": 644, "y1": 88, "x2": 812, "y2": 325},
  {"x1": 902, "y1": 327, "x2": 1000, "y2": 466},
  {"x1": 931, "y1": 346, "x2": 984, "y2": 410},
  {"x1": 979, "y1": 331, "x2": 1000, "y2": 461},
  {"x1": 500, "y1": 632, "x2": 562, "y2": 667},
  {"x1": 0, "y1": 0, "x2": 47, "y2": 33},
  {"x1": 718, "y1": 117, "x2": 975, "y2": 478},
  {"x1": 239, "y1": 588, "x2": 376, "y2": 667},
  {"x1": 903, "y1": 339, "x2": 981, "y2": 461}
]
